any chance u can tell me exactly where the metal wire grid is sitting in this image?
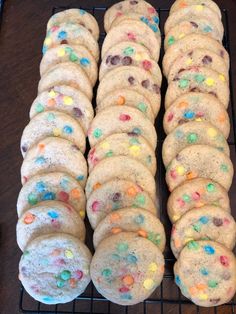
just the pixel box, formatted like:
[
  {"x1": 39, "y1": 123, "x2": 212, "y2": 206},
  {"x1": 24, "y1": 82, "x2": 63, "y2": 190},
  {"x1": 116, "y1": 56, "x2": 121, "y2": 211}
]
[{"x1": 18, "y1": 5, "x2": 236, "y2": 314}]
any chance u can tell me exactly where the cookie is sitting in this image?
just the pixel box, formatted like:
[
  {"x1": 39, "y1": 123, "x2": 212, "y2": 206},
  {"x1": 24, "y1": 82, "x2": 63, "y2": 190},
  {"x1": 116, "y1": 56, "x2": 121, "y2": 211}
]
[
  {"x1": 162, "y1": 34, "x2": 229, "y2": 77},
  {"x1": 88, "y1": 106, "x2": 157, "y2": 149},
  {"x1": 90, "y1": 232, "x2": 165, "y2": 305},
  {"x1": 167, "y1": 178, "x2": 231, "y2": 224},
  {"x1": 17, "y1": 172, "x2": 86, "y2": 219},
  {"x1": 21, "y1": 111, "x2": 86, "y2": 157},
  {"x1": 40, "y1": 44, "x2": 98, "y2": 86},
  {"x1": 162, "y1": 121, "x2": 229, "y2": 167},
  {"x1": 96, "y1": 67, "x2": 161, "y2": 117},
  {"x1": 38, "y1": 63, "x2": 93, "y2": 100},
  {"x1": 170, "y1": 0, "x2": 221, "y2": 20},
  {"x1": 104, "y1": 0, "x2": 158, "y2": 32},
  {"x1": 19, "y1": 233, "x2": 92, "y2": 304},
  {"x1": 164, "y1": 5, "x2": 224, "y2": 40},
  {"x1": 93, "y1": 208, "x2": 166, "y2": 251},
  {"x1": 164, "y1": 19, "x2": 222, "y2": 51},
  {"x1": 21, "y1": 137, "x2": 87, "y2": 188},
  {"x1": 167, "y1": 48, "x2": 229, "y2": 82},
  {"x1": 96, "y1": 89, "x2": 155, "y2": 123},
  {"x1": 29, "y1": 86, "x2": 94, "y2": 134},
  {"x1": 85, "y1": 156, "x2": 156, "y2": 202},
  {"x1": 88, "y1": 133, "x2": 156, "y2": 175},
  {"x1": 86, "y1": 179, "x2": 158, "y2": 229},
  {"x1": 171, "y1": 206, "x2": 236, "y2": 258},
  {"x1": 165, "y1": 67, "x2": 229, "y2": 109},
  {"x1": 174, "y1": 240, "x2": 236, "y2": 307},
  {"x1": 102, "y1": 21, "x2": 161, "y2": 61},
  {"x1": 47, "y1": 8, "x2": 100, "y2": 41},
  {"x1": 16, "y1": 200, "x2": 86, "y2": 251},
  {"x1": 43, "y1": 22, "x2": 99, "y2": 61},
  {"x1": 99, "y1": 41, "x2": 161, "y2": 82},
  {"x1": 165, "y1": 144, "x2": 234, "y2": 191},
  {"x1": 163, "y1": 92, "x2": 230, "y2": 138}
]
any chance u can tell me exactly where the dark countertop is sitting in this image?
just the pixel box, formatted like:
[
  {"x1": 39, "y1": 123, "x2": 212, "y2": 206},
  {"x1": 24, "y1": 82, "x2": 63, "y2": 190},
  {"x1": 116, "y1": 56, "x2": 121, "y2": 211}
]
[{"x1": 0, "y1": 1, "x2": 235, "y2": 313}]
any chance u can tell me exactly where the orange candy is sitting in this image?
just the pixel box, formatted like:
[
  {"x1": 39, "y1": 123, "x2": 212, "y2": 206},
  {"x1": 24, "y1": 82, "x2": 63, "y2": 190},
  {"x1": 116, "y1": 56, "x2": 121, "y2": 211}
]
[
  {"x1": 174, "y1": 238, "x2": 181, "y2": 249},
  {"x1": 69, "y1": 278, "x2": 77, "y2": 288},
  {"x1": 111, "y1": 227, "x2": 122, "y2": 234},
  {"x1": 178, "y1": 101, "x2": 188, "y2": 109},
  {"x1": 117, "y1": 96, "x2": 125, "y2": 106},
  {"x1": 24, "y1": 213, "x2": 36, "y2": 224},
  {"x1": 110, "y1": 213, "x2": 121, "y2": 223},
  {"x1": 138, "y1": 229, "x2": 148, "y2": 238},
  {"x1": 47, "y1": 98, "x2": 56, "y2": 107},
  {"x1": 122, "y1": 275, "x2": 134, "y2": 286},
  {"x1": 127, "y1": 186, "x2": 137, "y2": 196},
  {"x1": 179, "y1": 1, "x2": 187, "y2": 8},
  {"x1": 196, "y1": 283, "x2": 207, "y2": 290},
  {"x1": 189, "y1": 286, "x2": 198, "y2": 295},
  {"x1": 51, "y1": 248, "x2": 61, "y2": 256},
  {"x1": 93, "y1": 182, "x2": 101, "y2": 190},
  {"x1": 218, "y1": 114, "x2": 226, "y2": 122},
  {"x1": 186, "y1": 171, "x2": 198, "y2": 180},
  {"x1": 38, "y1": 143, "x2": 45, "y2": 152},
  {"x1": 70, "y1": 188, "x2": 80, "y2": 199}
]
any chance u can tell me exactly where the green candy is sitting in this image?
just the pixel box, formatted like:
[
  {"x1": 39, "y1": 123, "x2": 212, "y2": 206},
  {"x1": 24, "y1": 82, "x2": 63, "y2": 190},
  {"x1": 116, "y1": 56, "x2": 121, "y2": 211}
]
[
  {"x1": 35, "y1": 103, "x2": 44, "y2": 113},
  {"x1": 179, "y1": 79, "x2": 189, "y2": 89},
  {"x1": 129, "y1": 137, "x2": 140, "y2": 145},
  {"x1": 28, "y1": 193, "x2": 38, "y2": 205},
  {"x1": 117, "y1": 242, "x2": 128, "y2": 252},
  {"x1": 168, "y1": 36, "x2": 175, "y2": 46},
  {"x1": 93, "y1": 128, "x2": 102, "y2": 139},
  {"x1": 69, "y1": 53, "x2": 78, "y2": 62},
  {"x1": 60, "y1": 270, "x2": 71, "y2": 281},
  {"x1": 206, "y1": 183, "x2": 215, "y2": 192},
  {"x1": 182, "y1": 194, "x2": 190, "y2": 202},
  {"x1": 187, "y1": 133, "x2": 198, "y2": 143},
  {"x1": 193, "y1": 223, "x2": 201, "y2": 232},
  {"x1": 137, "y1": 102, "x2": 147, "y2": 113},
  {"x1": 135, "y1": 194, "x2": 146, "y2": 206},
  {"x1": 105, "y1": 150, "x2": 113, "y2": 157},
  {"x1": 194, "y1": 74, "x2": 205, "y2": 83},
  {"x1": 57, "y1": 279, "x2": 65, "y2": 288},
  {"x1": 187, "y1": 240, "x2": 200, "y2": 250},
  {"x1": 65, "y1": 46, "x2": 73, "y2": 53},
  {"x1": 208, "y1": 280, "x2": 218, "y2": 288},
  {"x1": 220, "y1": 164, "x2": 228, "y2": 172},
  {"x1": 123, "y1": 46, "x2": 134, "y2": 55},
  {"x1": 102, "y1": 268, "x2": 112, "y2": 277},
  {"x1": 148, "y1": 232, "x2": 161, "y2": 245}
]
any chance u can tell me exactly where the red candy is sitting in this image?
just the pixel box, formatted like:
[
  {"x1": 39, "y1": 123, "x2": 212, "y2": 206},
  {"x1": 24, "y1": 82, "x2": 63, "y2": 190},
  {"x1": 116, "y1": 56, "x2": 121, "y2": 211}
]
[
  {"x1": 142, "y1": 60, "x2": 152, "y2": 71},
  {"x1": 147, "y1": 7, "x2": 155, "y2": 14},
  {"x1": 127, "y1": 32, "x2": 136, "y2": 41},
  {"x1": 167, "y1": 112, "x2": 174, "y2": 122},
  {"x1": 192, "y1": 192, "x2": 200, "y2": 201},
  {"x1": 58, "y1": 191, "x2": 69, "y2": 202},
  {"x1": 119, "y1": 113, "x2": 131, "y2": 121},
  {"x1": 92, "y1": 201, "x2": 100, "y2": 212},
  {"x1": 76, "y1": 270, "x2": 83, "y2": 280},
  {"x1": 170, "y1": 170, "x2": 177, "y2": 179},
  {"x1": 220, "y1": 255, "x2": 229, "y2": 267},
  {"x1": 119, "y1": 286, "x2": 130, "y2": 293}
]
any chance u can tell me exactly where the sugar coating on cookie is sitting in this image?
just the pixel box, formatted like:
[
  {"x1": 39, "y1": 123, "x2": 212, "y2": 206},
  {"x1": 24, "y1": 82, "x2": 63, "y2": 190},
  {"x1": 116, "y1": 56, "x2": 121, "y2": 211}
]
[
  {"x1": 102, "y1": 20, "x2": 161, "y2": 61},
  {"x1": 21, "y1": 111, "x2": 86, "y2": 157},
  {"x1": 47, "y1": 9, "x2": 100, "y2": 41},
  {"x1": 38, "y1": 62, "x2": 93, "y2": 100},
  {"x1": 88, "y1": 105, "x2": 157, "y2": 149},
  {"x1": 174, "y1": 240, "x2": 236, "y2": 307},
  {"x1": 165, "y1": 67, "x2": 229, "y2": 109},
  {"x1": 17, "y1": 200, "x2": 86, "y2": 251},
  {"x1": 97, "y1": 66, "x2": 161, "y2": 116},
  {"x1": 97, "y1": 89, "x2": 155, "y2": 123},
  {"x1": 171, "y1": 206, "x2": 236, "y2": 258},
  {"x1": 93, "y1": 208, "x2": 166, "y2": 251},
  {"x1": 88, "y1": 133, "x2": 156, "y2": 175},
  {"x1": 30, "y1": 86, "x2": 94, "y2": 134},
  {"x1": 166, "y1": 144, "x2": 233, "y2": 191},
  {"x1": 40, "y1": 44, "x2": 98, "y2": 86},
  {"x1": 99, "y1": 41, "x2": 161, "y2": 82},
  {"x1": 21, "y1": 137, "x2": 87, "y2": 188},
  {"x1": 86, "y1": 179, "x2": 158, "y2": 229},
  {"x1": 43, "y1": 22, "x2": 99, "y2": 61},
  {"x1": 162, "y1": 34, "x2": 229, "y2": 77},
  {"x1": 163, "y1": 92, "x2": 230, "y2": 138},
  {"x1": 167, "y1": 178, "x2": 230, "y2": 223},
  {"x1": 90, "y1": 232, "x2": 165, "y2": 305},
  {"x1": 85, "y1": 156, "x2": 157, "y2": 202},
  {"x1": 162, "y1": 121, "x2": 229, "y2": 167},
  {"x1": 17, "y1": 172, "x2": 86, "y2": 219},
  {"x1": 19, "y1": 233, "x2": 92, "y2": 304}
]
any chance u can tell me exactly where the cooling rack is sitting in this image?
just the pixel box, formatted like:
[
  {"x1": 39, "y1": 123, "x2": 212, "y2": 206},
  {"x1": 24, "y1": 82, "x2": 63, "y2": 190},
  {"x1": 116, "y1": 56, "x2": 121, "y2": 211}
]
[{"x1": 18, "y1": 5, "x2": 236, "y2": 314}]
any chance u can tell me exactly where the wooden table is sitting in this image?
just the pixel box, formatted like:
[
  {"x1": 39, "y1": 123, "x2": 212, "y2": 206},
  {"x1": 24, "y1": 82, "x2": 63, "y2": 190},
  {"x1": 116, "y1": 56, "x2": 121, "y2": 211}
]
[{"x1": 0, "y1": 1, "x2": 235, "y2": 313}]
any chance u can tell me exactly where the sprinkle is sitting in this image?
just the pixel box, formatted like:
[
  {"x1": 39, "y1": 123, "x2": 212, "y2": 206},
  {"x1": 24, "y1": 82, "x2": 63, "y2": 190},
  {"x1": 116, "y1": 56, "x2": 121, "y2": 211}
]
[
  {"x1": 196, "y1": 283, "x2": 207, "y2": 290},
  {"x1": 65, "y1": 250, "x2": 74, "y2": 259},
  {"x1": 203, "y1": 25, "x2": 213, "y2": 33},
  {"x1": 143, "y1": 278, "x2": 155, "y2": 290},
  {"x1": 49, "y1": 90, "x2": 56, "y2": 98},
  {"x1": 63, "y1": 96, "x2": 73, "y2": 105},
  {"x1": 101, "y1": 141, "x2": 109, "y2": 149},
  {"x1": 186, "y1": 58, "x2": 193, "y2": 65},
  {"x1": 204, "y1": 245, "x2": 215, "y2": 255},
  {"x1": 205, "y1": 78, "x2": 215, "y2": 86},
  {"x1": 93, "y1": 182, "x2": 101, "y2": 190},
  {"x1": 47, "y1": 112, "x2": 55, "y2": 121},
  {"x1": 119, "y1": 113, "x2": 131, "y2": 121},
  {"x1": 179, "y1": 33, "x2": 185, "y2": 39},
  {"x1": 57, "y1": 279, "x2": 65, "y2": 288},
  {"x1": 110, "y1": 212, "x2": 121, "y2": 222},
  {"x1": 24, "y1": 213, "x2": 36, "y2": 224},
  {"x1": 76, "y1": 270, "x2": 83, "y2": 280},
  {"x1": 186, "y1": 171, "x2": 198, "y2": 180},
  {"x1": 122, "y1": 275, "x2": 134, "y2": 285},
  {"x1": 69, "y1": 278, "x2": 77, "y2": 288},
  {"x1": 58, "y1": 191, "x2": 69, "y2": 202}
]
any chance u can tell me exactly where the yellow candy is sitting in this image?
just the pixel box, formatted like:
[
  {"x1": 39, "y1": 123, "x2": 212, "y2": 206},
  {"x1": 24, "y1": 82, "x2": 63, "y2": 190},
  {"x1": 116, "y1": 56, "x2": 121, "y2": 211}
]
[
  {"x1": 49, "y1": 90, "x2": 56, "y2": 98},
  {"x1": 129, "y1": 145, "x2": 140, "y2": 156},
  {"x1": 195, "y1": 118, "x2": 202, "y2": 122},
  {"x1": 44, "y1": 37, "x2": 52, "y2": 45},
  {"x1": 143, "y1": 278, "x2": 155, "y2": 290},
  {"x1": 173, "y1": 215, "x2": 180, "y2": 222},
  {"x1": 53, "y1": 128, "x2": 61, "y2": 136},
  {"x1": 219, "y1": 74, "x2": 226, "y2": 81},
  {"x1": 63, "y1": 96, "x2": 73, "y2": 106},
  {"x1": 198, "y1": 293, "x2": 208, "y2": 301},
  {"x1": 101, "y1": 141, "x2": 110, "y2": 149},
  {"x1": 179, "y1": 33, "x2": 185, "y2": 39},
  {"x1": 176, "y1": 165, "x2": 185, "y2": 175},
  {"x1": 148, "y1": 263, "x2": 158, "y2": 272},
  {"x1": 58, "y1": 48, "x2": 65, "y2": 57},
  {"x1": 195, "y1": 4, "x2": 203, "y2": 10},
  {"x1": 65, "y1": 250, "x2": 74, "y2": 259},
  {"x1": 205, "y1": 78, "x2": 215, "y2": 86},
  {"x1": 79, "y1": 210, "x2": 85, "y2": 219},
  {"x1": 207, "y1": 128, "x2": 217, "y2": 137},
  {"x1": 186, "y1": 58, "x2": 193, "y2": 65},
  {"x1": 134, "y1": 53, "x2": 142, "y2": 61}
]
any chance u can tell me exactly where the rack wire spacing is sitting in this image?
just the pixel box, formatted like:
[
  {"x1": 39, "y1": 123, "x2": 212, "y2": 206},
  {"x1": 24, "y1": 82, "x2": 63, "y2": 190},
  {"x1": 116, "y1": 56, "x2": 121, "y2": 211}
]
[{"x1": 19, "y1": 5, "x2": 236, "y2": 314}]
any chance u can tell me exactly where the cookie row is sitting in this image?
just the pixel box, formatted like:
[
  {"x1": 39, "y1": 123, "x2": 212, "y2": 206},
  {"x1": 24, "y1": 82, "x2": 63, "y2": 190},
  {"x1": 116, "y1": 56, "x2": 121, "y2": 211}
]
[
  {"x1": 85, "y1": 0, "x2": 165, "y2": 306},
  {"x1": 162, "y1": 0, "x2": 236, "y2": 307},
  {"x1": 17, "y1": 9, "x2": 100, "y2": 304}
]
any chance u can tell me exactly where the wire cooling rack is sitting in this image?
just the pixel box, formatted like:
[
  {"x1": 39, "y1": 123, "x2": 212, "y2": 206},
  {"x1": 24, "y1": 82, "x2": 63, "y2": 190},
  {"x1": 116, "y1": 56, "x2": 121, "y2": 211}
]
[{"x1": 18, "y1": 5, "x2": 236, "y2": 314}]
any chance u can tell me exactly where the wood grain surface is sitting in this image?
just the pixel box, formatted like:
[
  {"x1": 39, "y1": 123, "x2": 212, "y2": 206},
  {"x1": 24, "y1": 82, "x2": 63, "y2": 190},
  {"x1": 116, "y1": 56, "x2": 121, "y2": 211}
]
[{"x1": 0, "y1": 1, "x2": 235, "y2": 314}]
